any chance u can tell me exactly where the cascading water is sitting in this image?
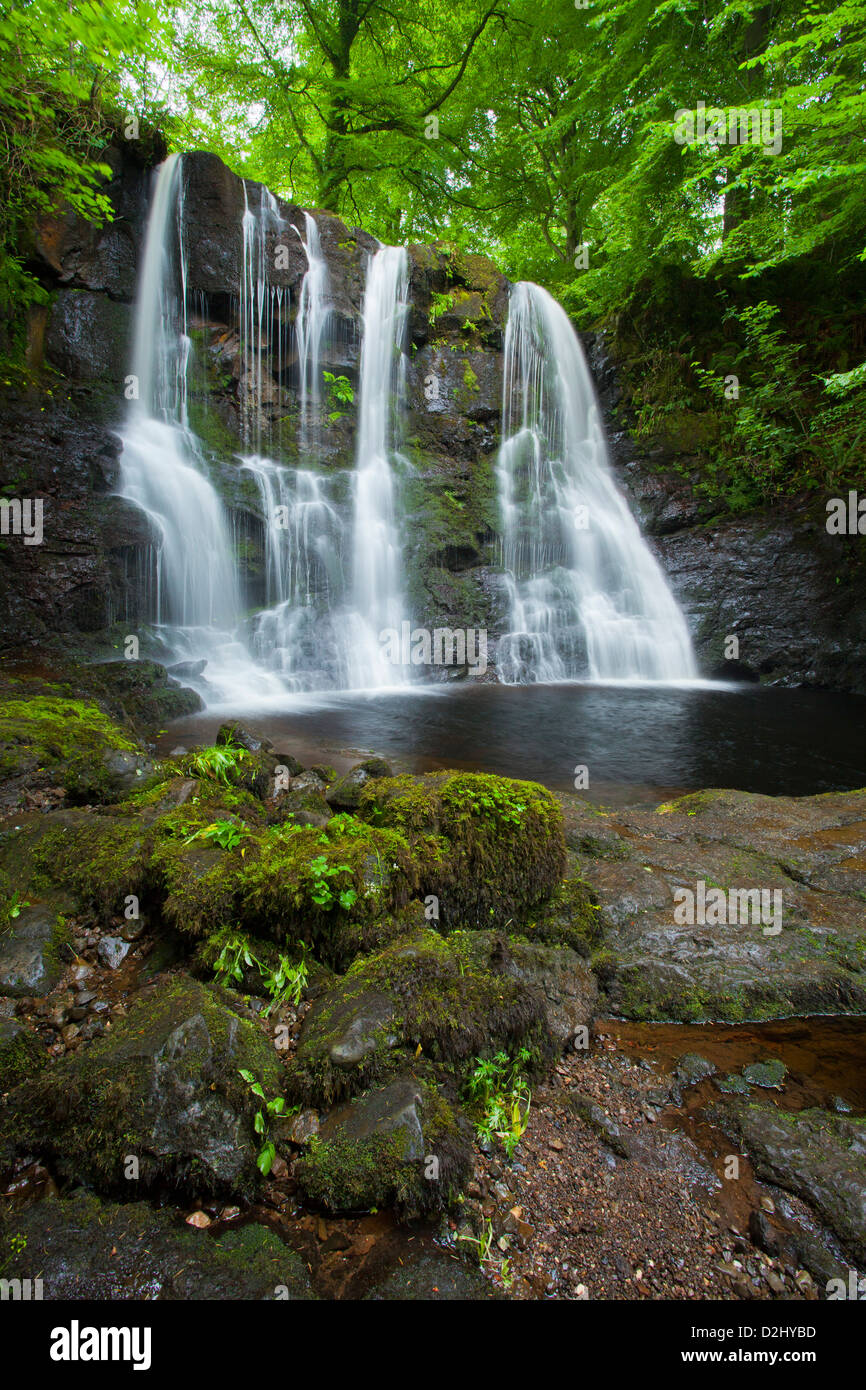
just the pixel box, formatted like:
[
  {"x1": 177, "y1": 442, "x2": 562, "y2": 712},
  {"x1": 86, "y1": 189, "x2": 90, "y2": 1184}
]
[
  {"x1": 496, "y1": 282, "x2": 697, "y2": 683},
  {"x1": 240, "y1": 182, "x2": 287, "y2": 453},
  {"x1": 118, "y1": 154, "x2": 242, "y2": 650},
  {"x1": 295, "y1": 212, "x2": 330, "y2": 459},
  {"x1": 247, "y1": 243, "x2": 411, "y2": 691},
  {"x1": 340, "y1": 244, "x2": 411, "y2": 688}
]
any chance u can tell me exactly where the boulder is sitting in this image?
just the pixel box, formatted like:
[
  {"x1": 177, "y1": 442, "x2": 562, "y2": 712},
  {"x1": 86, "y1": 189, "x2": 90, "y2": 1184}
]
[
  {"x1": 5, "y1": 979, "x2": 284, "y2": 1198},
  {"x1": 0, "y1": 1190, "x2": 316, "y2": 1299}
]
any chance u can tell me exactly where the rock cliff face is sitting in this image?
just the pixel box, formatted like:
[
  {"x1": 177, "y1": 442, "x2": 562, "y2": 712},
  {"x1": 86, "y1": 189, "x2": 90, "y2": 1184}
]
[{"x1": 0, "y1": 142, "x2": 861, "y2": 692}]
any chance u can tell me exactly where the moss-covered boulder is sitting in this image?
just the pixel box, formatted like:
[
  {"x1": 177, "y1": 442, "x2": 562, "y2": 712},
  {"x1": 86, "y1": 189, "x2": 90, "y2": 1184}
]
[
  {"x1": 294, "y1": 1074, "x2": 472, "y2": 1217},
  {"x1": 236, "y1": 817, "x2": 419, "y2": 966},
  {"x1": 356, "y1": 772, "x2": 566, "y2": 929},
  {"x1": 4, "y1": 978, "x2": 284, "y2": 1199},
  {"x1": 0, "y1": 1190, "x2": 316, "y2": 1299},
  {"x1": 326, "y1": 757, "x2": 394, "y2": 811},
  {"x1": 0, "y1": 695, "x2": 152, "y2": 805},
  {"x1": 288, "y1": 928, "x2": 553, "y2": 1107}
]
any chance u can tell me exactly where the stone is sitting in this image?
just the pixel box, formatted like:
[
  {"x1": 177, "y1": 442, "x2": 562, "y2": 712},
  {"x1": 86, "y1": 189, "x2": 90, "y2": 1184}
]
[
  {"x1": 0, "y1": 907, "x2": 65, "y2": 997},
  {"x1": 4, "y1": 979, "x2": 284, "y2": 1198},
  {"x1": 0, "y1": 1189, "x2": 316, "y2": 1299},
  {"x1": 97, "y1": 936, "x2": 130, "y2": 970},
  {"x1": 673, "y1": 1052, "x2": 717, "y2": 1085},
  {"x1": 742, "y1": 1059, "x2": 787, "y2": 1090}
]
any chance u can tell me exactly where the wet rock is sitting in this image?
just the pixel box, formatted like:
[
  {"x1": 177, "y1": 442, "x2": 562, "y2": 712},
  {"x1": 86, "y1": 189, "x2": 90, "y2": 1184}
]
[
  {"x1": 673, "y1": 1052, "x2": 717, "y2": 1086},
  {"x1": 0, "y1": 907, "x2": 67, "y2": 997},
  {"x1": 505, "y1": 940, "x2": 597, "y2": 1049},
  {"x1": 326, "y1": 761, "x2": 387, "y2": 810},
  {"x1": 365, "y1": 1250, "x2": 502, "y2": 1300},
  {"x1": 289, "y1": 1109, "x2": 319, "y2": 1145},
  {"x1": 0, "y1": 1190, "x2": 316, "y2": 1299},
  {"x1": 716, "y1": 1073, "x2": 753, "y2": 1095},
  {"x1": 720, "y1": 1101, "x2": 866, "y2": 1263},
  {"x1": 289, "y1": 929, "x2": 552, "y2": 1107},
  {"x1": 45, "y1": 290, "x2": 132, "y2": 381},
  {"x1": 295, "y1": 1075, "x2": 472, "y2": 1217},
  {"x1": 216, "y1": 721, "x2": 273, "y2": 754},
  {"x1": 742, "y1": 1059, "x2": 787, "y2": 1090},
  {"x1": 562, "y1": 1091, "x2": 634, "y2": 1159},
  {"x1": 168, "y1": 659, "x2": 207, "y2": 680},
  {"x1": 4, "y1": 978, "x2": 283, "y2": 1198},
  {"x1": 97, "y1": 935, "x2": 130, "y2": 970}
]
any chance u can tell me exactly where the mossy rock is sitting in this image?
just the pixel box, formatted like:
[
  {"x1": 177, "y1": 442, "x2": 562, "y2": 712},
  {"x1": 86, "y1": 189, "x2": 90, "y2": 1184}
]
[
  {"x1": 3, "y1": 978, "x2": 283, "y2": 1199},
  {"x1": 294, "y1": 1074, "x2": 472, "y2": 1218},
  {"x1": 288, "y1": 928, "x2": 553, "y2": 1107},
  {"x1": 0, "y1": 1017, "x2": 47, "y2": 1091},
  {"x1": 236, "y1": 817, "x2": 419, "y2": 965},
  {"x1": 0, "y1": 695, "x2": 151, "y2": 804},
  {"x1": 356, "y1": 772, "x2": 566, "y2": 929},
  {"x1": 517, "y1": 870, "x2": 606, "y2": 956},
  {"x1": 0, "y1": 1190, "x2": 316, "y2": 1299},
  {"x1": 0, "y1": 903, "x2": 72, "y2": 996}
]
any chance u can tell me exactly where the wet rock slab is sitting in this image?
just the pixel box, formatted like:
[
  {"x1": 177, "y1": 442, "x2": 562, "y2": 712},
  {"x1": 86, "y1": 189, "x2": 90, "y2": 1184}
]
[{"x1": 0, "y1": 1191, "x2": 316, "y2": 1299}]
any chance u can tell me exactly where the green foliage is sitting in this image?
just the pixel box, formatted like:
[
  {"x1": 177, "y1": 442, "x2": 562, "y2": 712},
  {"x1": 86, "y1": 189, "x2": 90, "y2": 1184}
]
[
  {"x1": 185, "y1": 819, "x2": 248, "y2": 852},
  {"x1": 322, "y1": 370, "x2": 354, "y2": 421},
  {"x1": 183, "y1": 742, "x2": 248, "y2": 785},
  {"x1": 213, "y1": 933, "x2": 309, "y2": 1013},
  {"x1": 463, "y1": 1046, "x2": 532, "y2": 1159},
  {"x1": 0, "y1": 0, "x2": 164, "y2": 357},
  {"x1": 238, "y1": 1068, "x2": 296, "y2": 1176}
]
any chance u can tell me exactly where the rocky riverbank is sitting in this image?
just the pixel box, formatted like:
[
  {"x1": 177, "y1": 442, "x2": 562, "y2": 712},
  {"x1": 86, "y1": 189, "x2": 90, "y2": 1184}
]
[{"x1": 1, "y1": 662, "x2": 864, "y2": 1300}]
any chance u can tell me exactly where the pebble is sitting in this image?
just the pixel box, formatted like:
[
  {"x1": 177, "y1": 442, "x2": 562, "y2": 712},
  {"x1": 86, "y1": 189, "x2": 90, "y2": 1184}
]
[{"x1": 97, "y1": 937, "x2": 130, "y2": 970}]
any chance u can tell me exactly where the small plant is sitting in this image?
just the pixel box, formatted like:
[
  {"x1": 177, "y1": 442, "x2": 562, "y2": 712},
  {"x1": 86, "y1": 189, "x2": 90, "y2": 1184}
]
[
  {"x1": 238, "y1": 1069, "x2": 296, "y2": 1176},
  {"x1": 213, "y1": 934, "x2": 308, "y2": 1014},
  {"x1": 429, "y1": 290, "x2": 455, "y2": 326},
  {"x1": 307, "y1": 854, "x2": 357, "y2": 910},
  {"x1": 185, "y1": 818, "x2": 247, "y2": 851},
  {"x1": 6, "y1": 890, "x2": 30, "y2": 920},
  {"x1": 322, "y1": 370, "x2": 354, "y2": 421},
  {"x1": 184, "y1": 741, "x2": 248, "y2": 785},
  {"x1": 464, "y1": 1047, "x2": 532, "y2": 1159}
]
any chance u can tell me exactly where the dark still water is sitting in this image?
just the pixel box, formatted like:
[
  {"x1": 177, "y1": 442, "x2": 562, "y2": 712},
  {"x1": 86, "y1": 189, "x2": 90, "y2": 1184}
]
[{"x1": 159, "y1": 681, "x2": 866, "y2": 800}]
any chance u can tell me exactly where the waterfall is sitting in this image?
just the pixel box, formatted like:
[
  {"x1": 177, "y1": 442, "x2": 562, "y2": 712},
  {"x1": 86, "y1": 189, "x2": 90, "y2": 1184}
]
[
  {"x1": 118, "y1": 154, "x2": 241, "y2": 642},
  {"x1": 496, "y1": 282, "x2": 697, "y2": 683},
  {"x1": 341, "y1": 244, "x2": 411, "y2": 688},
  {"x1": 240, "y1": 182, "x2": 287, "y2": 453},
  {"x1": 295, "y1": 212, "x2": 330, "y2": 459},
  {"x1": 244, "y1": 456, "x2": 351, "y2": 691}
]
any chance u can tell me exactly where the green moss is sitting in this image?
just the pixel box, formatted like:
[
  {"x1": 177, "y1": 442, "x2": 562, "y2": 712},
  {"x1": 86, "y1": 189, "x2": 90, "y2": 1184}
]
[
  {"x1": 33, "y1": 818, "x2": 148, "y2": 922},
  {"x1": 5, "y1": 979, "x2": 280, "y2": 1199},
  {"x1": 357, "y1": 772, "x2": 566, "y2": 929},
  {"x1": 289, "y1": 927, "x2": 553, "y2": 1107},
  {"x1": 0, "y1": 695, "x2": 140, "y2": 802},
  {"x1": 294, "y1": 1080, "x2": 471, "y2": 1218},
  {"x1": 237, "y1": 818, "x2": 418, "y2": 964},
  {"x1": 0, "y1": 1023, "x2": 46, "y2": 1092},
  {"x1": 517, "y1": 871, "x2": 605, "y2": 955}
]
